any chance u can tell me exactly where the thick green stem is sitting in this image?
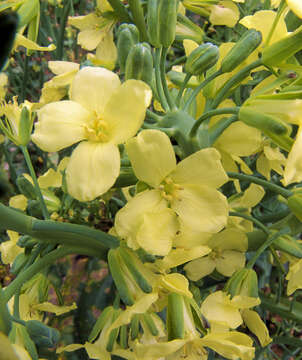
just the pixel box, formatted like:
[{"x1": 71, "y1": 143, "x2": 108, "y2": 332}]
[
  {"x1": 161, "y1": 47, "x2": 177, "y2": 111},
  {"x1": 128, "y1": 0, "x2": 147, "y2": 41},
  {"x1": 247, "y1": 228, "x2": 290, "y2": 269},
  {"x1": 227, "y1": 172, "x2": 293, "y2": 198},
  {"x1": 155, "y1": 47, "x2": 169, "y2": 112},
  {"x1": 189, "y1": 107, "x2": 239, "y2": 138},
  {"x1": 3, "y1": 247, "x2": 71, "y2": 302},
  {"x1": 182, "y1": 70, "x2": 222, "y2": 112},
  {"x1": 107, "y1": 0, "x2": 131, "y2": 22},
  {"x1": 21, "y1": 145, "x2": 49, "y2": 219},
  {"x1": 211, "y1": 59, "x2": 262, "y2": 110}
]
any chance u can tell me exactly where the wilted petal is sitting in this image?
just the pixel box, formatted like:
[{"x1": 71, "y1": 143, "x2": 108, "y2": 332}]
[
  {"x1": 66, "y1": 141, "x2": 120, "y2": 201},
  {"x1": 171, "y1": 148, "x2": 228, "y2": 189},
  {"x1": 104, "y1": 80, "x2": 152, "y2": 144},
  {"x1": 184, "y1": 256, "x2": 216, "y2": 281},
  {"x1": 172, "y1": 185, "x2": 228, "y2": 233},
  {"x1": 32, "y1": 101, "x2": 89, "y2": 152},
  {"x1": 216, "y1": 250, "x2": 246, "y2": 277},
  {"x1": 71, "y1": 66, "x2": 120, "y2": 115},
  {"x1": 126, "y1": 130, "x2": 176, "y2": 187},
  {"x1": 242, "y1": 309, "x2": 272, "y2": 347}
]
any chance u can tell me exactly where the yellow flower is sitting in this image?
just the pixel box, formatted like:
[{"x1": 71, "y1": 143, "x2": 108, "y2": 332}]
[
  {"x1": 256, "y1": 141, "x2": 286, "y2": 180},
  {"x1": 0, "y1": 332, "x2": 31, "y2": 360},
  {"x1": 32, "y1": 66, "x2": 151, "y2": 201},
  {"x1": 0, "y1": 73, "x2": 8, "y2": 100},
  {"x1": 0, "y1": 230, "x2": 23, "y2": 265},
  {"x1": 283, "y1": 127, "x2": 302, "y2": 185},
  {"x1": 184, "y1": 227, "x2": 247, "y2": 280},
  {"x1": 115, "y1": 129, "x2": 228, "y2": 255},
  {"x1": 209, "y1": 1, "x2": 240, "y2": 27}
]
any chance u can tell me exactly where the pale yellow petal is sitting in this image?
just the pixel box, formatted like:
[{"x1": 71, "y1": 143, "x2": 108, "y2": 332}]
[
  {"x1": 210, "y1": 1, "x2": 239, "y2": 27},
  {"x1": 171, "y1": 148, "x2": 228, "y2": 189},
  {"x1": 240, "y1": 183, "x2": 265, "y2": 208},
  {"x1": 242, "y1": 309, "x2": 272, "y2": 347},
  {"x1": 15, "y1": 34, "x2": 56, "y2": 52},
  {"x1": 104, "y1": 80, "x2": 152, "y2": 144},
  {"x1": 66, "y1": 141, "x2": 120, "y2": 201},
  {"x1": 115, "y1": 190, "x2": 168, "y2": 250},
  {"x1": 172, "y1": 185, "x2": 228, "y2": 233},
  {"x1": 57, "y1": 344, "x2": 85, "y2": 354},
  {"x1": 90, "y1": 30, "x2": 117, "y2": 70},
  {"x1": 286, "y1": 258, "x2": 302, "y2": 295},
  {"x1": 68, "y1": 13, "x2": 100, "y2": 31},
  {"x1": 184, "y1": 256, "x2": 216, "y2": 281},
  {"x1": 201, "y1": 291, "x2": 243, "y2": 329},
  {"x1": 231, "y1": 295, "x2": 260, "y2": 309},
  {"x1": 239, "y1": 10, "x2": 287, "y2": 44},
  {"x1": 210, "y1": 228, "x2": 248, "y2": 252},
  {"x1": 160, "y1": 273, "x2": 192, "y2": 298},
  {"x1": 38, "y1": 168, "x2": 62, "y2": 188},
  {"x1": 183, "y1": 39, "x2": 199, "y2": 57},
  {"x1": 48, "y1": 61, "x2": 80, "y2": 75},
  {"x1": 214, "y1": 122, "x2": 262, "y2": 156},
  {"x1": 71, "y1": 66, "x2": 120, "y2": 115},
  {"x1": 9, "y1": 194, "x2": 27, "y2": 211},
  {"x1": 78, "y1": 28, "x2": 104, "y2": 50},
  {"x1": 216, "y1": 250, "x2": 246, "y2": 277},
  {"x1": 33, "y1": 301, "x2": 77, "y2": 315},
  {"x1": 0, "y1": 333, "x2": 21, "y2": 360},
  {"x1": 135, "y1": 339, "x2": 186, "y2": 358},
  {"x1": 283, "y1": 127, "x2": 302, "y2": 185},
  {"x1": 287, "y1": 0, "x2": 302, "y2": 18},
  {"x1": 126, "y1": 129, "x2": 176, "y2": 187},
  {"x1": 32, "y1": 101, "x2": 89, "y2": 152}
]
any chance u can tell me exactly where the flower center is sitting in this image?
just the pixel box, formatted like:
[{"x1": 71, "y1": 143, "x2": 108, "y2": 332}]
[
  {"x1": 158, "y1": 177, "x2": 183, "y2": 202},
  {"x1": 84, "y1": 113, "x2": 109, "y2": 142}
]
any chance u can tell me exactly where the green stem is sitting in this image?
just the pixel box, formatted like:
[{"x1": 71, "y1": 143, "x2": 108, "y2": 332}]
[
  {"x1": 211, "y1": 59, "x2": 262, "y2": 110},
  {"x1": 21, "y1": 146, "x2": 50, "y2": 219},
  {"x1": 107, "y1": 0, "x2": 131, "y2": 22},
  {"x1": 247, "y1": 228, "x2": 290, "y2": 269},
  {"x1": 166, "y1": 55, "x2": 186, "y2": 71},
  {"x1": 263, "y1": 0, "x2": 286, "y2": 48},
  {"x1": 146, "y1": 109, "x2": 162, "y2": 122},
  {"x1": 227, "y1": 172, "x2": 293, "y2": 198},
  {"x1": 176, "y1": 73, "x2": 192, "y2": 107},
  {"x1": 229, "y1": 211, "x2": 269, "y2": 235},
  {"x1": 3, "y1": 247, "x2": 71, "y2": 302},
  {"x1": 189, "y1": 107, "x2": 239, "y2": 138},
  {"x1": 155, "y1": 47, "x2": 169, "y2": 112},
  {"x1": 56, "y1": 0, "x2": 71, "y2": 60},
  {"x1": 20, "y1": 55, "x2": 29, "y2": 103},
  {"x1": 128, "y1": 0, "x2": 147, "y2": 41},
  {"x1": 161, "y1": 47, "x2": 177, "y2": 111},
  {"x1": 182, "y1": 70, "x2": 222, "y2": 112}
]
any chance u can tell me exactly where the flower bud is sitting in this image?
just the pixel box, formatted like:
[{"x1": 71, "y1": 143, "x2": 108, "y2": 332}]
[
  {"x1": 147, "y1": 0, "x2": 178, "y2": 48},
  {"x1": 220, "y1": 29, "x2": 262, "y2": 73},
  {"x1": 125, "y1": 43, "x2": 153, "y2": 86},
  {"x1": 18, "y1": 107, "x2": 33, "y2": 146},
  {"x1": 184, "y1": 42, "x2": 219, "y2": 75},
  {"x1": 167, "y1": 293, "x2": 185, "y2": 340},
  {"x1": 225, "y1": 268, "x2": 259, "y2": 298},
  {"x1": 288, "y1": 193, "x2": 302, "y2": 221},
  {"x1": 117, "y1": 24, "x2": 140, "y2": 73},
  {"x1": 262, "y1": 25, "x2": 302, "y2": 67},
  {"x1": 17, "y1": 175, "x2": 36, "y2": 200},
  {"x1": 176, "y1": 13, "x2": 204, "y2": 43}
]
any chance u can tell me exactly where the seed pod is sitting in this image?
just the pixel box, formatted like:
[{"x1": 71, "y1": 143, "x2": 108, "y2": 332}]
[
  {"x1": 184, "y1": 42, "x2": 219, "y2": 75},
  {"x1": 220, "y1": 29, "x2": 262, "y2": 73},
  {"x1": 117, "y1": 24, "x2": 140, "y2": 73},
  {"x1": 167, "y1": 293, "x2": 184, "y2": 341},
  {"x1": 18, "y1": 107, "x2": 33, "y2": 146},
  {"x1": 262, "y1": 25, "x2": 302, "y2": 67},
  {"x1": 125, "y1": 43, "x2": 153, "y2": 86},
  {"x1": 147, "y1": 0, "x2": 178, "y2": 48}
]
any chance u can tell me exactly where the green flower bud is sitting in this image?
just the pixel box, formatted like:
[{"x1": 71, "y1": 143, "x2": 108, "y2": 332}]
[
  {"x1": 16, "y1": 176, "x2": 36, "y2": 200},
  {"x1": 42, "y1": 189, "x2": 61, "y2": 213},
  {"x1": 167, "y1": 293, "x2": 185, "y2": 341},
  {"x1": 117, "y1": 24, "x2": 140, "y2": 73},
  {"x1": 147, "y1": 0, "x2": 178, "y2": 48},
  {"x1": 239, "y1": 107, "x2": 290, "y2": 136},
  {"x1": 125, "y1": 43, "x2": 153, "y2": 86},
  {"x1": 167, "y1": 70, "x2": 199, "y2": 88},
  {"x1": 288, "y1": 193, "x2": 302, "y2": 221},
  {"x1": 274, "y1": 234, "x2": 302, "y2": 258},
  {"x1": 17, "y1": 235, "x2": 36, "y2": 249},
  {"x1": 262, "y1": 25, "x2": 302, "y2": 67},
  {"x1": 221, "y1": 29, "x2": 262, "y2": 73},
  {"x1": 225, "y1": 268, "x2": 259, "y2": 298},
  {"x1": 18, "y1": 107, "x2": 33, "y2": 146},
  {"x1": 0, "y1": 11, "x2": 18, "y2": 71},
  {"x1": 184, "y1": 42, "x2": 219, "y2": 75},
  {"x1": 25, "y1": 320, "x2": 60, "y2": 348}
]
